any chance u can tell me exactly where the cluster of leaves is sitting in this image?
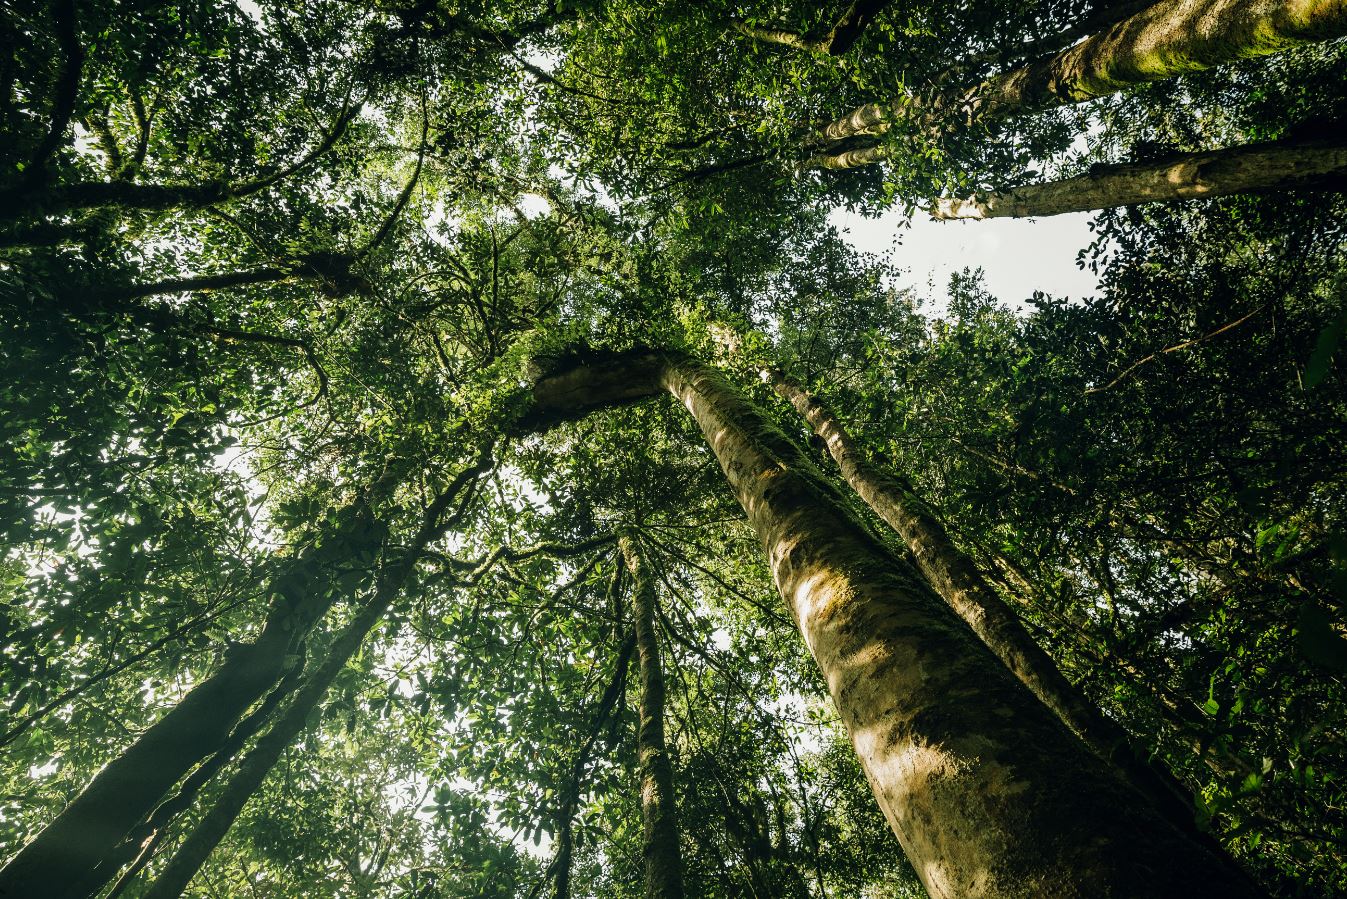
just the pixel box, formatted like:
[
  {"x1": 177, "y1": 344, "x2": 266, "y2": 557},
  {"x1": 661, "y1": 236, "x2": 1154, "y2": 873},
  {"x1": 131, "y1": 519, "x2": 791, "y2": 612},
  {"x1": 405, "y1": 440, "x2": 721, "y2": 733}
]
[
  {"x1": 4, "y1": 0, "x2": 1346, "y2": 896},
  {"x1": 780, "y1": 188, "x2": 1347, "y2": 892}
]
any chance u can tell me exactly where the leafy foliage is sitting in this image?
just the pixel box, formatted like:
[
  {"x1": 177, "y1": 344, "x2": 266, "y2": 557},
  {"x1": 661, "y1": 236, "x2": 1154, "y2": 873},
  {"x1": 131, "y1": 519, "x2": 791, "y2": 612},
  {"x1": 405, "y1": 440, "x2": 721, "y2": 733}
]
[{"x1": 2, "y1": 1, "x2": 1345, "y2": 897}]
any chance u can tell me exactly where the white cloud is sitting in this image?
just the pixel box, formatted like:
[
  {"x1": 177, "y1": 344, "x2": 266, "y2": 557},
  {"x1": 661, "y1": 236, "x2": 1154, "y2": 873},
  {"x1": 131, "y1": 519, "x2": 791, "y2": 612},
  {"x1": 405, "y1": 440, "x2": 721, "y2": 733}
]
[{"x1": 833, "y1": 206, "x2": 1101, "y2": 312}]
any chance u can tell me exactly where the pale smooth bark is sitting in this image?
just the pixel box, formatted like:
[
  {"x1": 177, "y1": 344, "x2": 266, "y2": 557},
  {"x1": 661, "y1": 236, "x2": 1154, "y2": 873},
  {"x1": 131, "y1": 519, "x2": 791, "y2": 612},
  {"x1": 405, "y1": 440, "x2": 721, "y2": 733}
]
[
  {"x1": 620, "y1": 536, "x2": 686, "y2": 899},
  {"x1": 932, "y1": 135, "x2": 1347, "y2": 218},
  {"x1": 817, "y1": 0, "x2": 1347, "y2": 160},
  {"x1": 528, "y1": 350, "x2": 1263, "y2": 899},
  {"x1": 767, "y1": 370, "x2": 1200, "y2": 829}
]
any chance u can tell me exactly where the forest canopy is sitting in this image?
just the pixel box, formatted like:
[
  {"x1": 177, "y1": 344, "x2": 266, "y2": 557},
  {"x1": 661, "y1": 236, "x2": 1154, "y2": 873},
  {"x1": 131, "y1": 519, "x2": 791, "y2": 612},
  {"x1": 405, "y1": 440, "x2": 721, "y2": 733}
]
[{"x1": 1, "y1": 0, "x2": 1345, "y2": 897}]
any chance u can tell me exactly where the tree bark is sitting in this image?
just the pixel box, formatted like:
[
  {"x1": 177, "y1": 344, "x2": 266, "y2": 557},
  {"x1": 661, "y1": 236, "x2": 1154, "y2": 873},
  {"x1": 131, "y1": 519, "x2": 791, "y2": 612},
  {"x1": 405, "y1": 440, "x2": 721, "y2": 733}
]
[
  {"x1": 550, "y1": 633, "x2": 634, "y2": 899},
  {"x1": 817, "y1": 0, "x2": 1347, "y2": 157},
  {"x1": 82, "y1": 661, "x2": 307, "y2": 899},
  {"x1": 0, "y1": 559, "x2": 344, "y2": 899},
  {"x1": 137, "y1": 595, "x2": 391, "y2": 899},
  {"x1": 767, "y1": 370, "x2": 1205, "y2": 832},
  {"x1": 528, "y1": 350, "x2": 1264, "y2": 899},
  {"x1": 0, "y1": 484, "x2": 396, "y2": 899},
  {"x1": 730, "y1": 0, "x2": 891, "y2": 55},
  {"x1": 619, "y1": 535, "x2": 686, "y2": 899},
  {"x1": 25, "y1": 0, "x2": 82, "y2": 187},
  {"x1": 931, "y1": 135, "x2": 1347, "y2": 218},
  {"x1": 137, "y1": 465, "x2": 482, "y2": 899},
  {"x1": 956, "y1": 0, "x2": 1159, "y2": 76}
]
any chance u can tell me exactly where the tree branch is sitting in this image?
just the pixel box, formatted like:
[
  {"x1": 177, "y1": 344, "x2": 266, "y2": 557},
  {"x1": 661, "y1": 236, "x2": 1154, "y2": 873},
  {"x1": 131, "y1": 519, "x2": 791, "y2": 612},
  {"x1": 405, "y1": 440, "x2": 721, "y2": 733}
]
[
  {"x1": 25, "y1": 0, "x2": 83, "y2": 186},
  {"x1": 729, "y1": 0, "x2": 891, "y2": 55},
  {"x1": 202, "y1": 326, "x2": 329, "y2": 410},
  {"x1": 1085, "y1": 307, "x2": 1264, "y2": 395}
]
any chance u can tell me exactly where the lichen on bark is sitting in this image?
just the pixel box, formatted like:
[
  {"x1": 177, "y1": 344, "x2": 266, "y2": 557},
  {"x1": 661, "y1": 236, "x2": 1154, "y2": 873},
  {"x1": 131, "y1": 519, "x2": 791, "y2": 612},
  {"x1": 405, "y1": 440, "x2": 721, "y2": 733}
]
[{"x1": 525, "y1": 347, "x2": 1265, "y2": 898}]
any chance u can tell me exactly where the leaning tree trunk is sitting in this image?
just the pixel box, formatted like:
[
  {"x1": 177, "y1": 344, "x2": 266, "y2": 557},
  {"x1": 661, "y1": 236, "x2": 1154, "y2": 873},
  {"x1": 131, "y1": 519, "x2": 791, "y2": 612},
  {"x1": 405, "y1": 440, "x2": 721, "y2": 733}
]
[
  {"x1": 0, "y1": 599, "x2": 316, "y2": 899},
  {"x1": 620, "y1": 535, "x2": 686, "y2": 899},
  {"x1": 931, "y1": 134, "x2": 1347, "y2": 218},
  {"x1": 75, "y1": 661, "x2": 308, "y2": 899},
  {"x1": 816, "y1": 0, "x2": 1347, "y2": 158},
  {"x1": 767, "y1": 370, "x2": 1205, "y2": 831},
  {"x1": 137, "y1": 594, "x2": 393, "y2": 899},
  {"x1": 137, "y1": 465, "x2": 481, "y2": 899},
  {"x1": 527, "y1": 349, "x2": 1263, "y2": 899},
  {"x1": 0, "y1": 492, "x2": 386, "y2": 899}
]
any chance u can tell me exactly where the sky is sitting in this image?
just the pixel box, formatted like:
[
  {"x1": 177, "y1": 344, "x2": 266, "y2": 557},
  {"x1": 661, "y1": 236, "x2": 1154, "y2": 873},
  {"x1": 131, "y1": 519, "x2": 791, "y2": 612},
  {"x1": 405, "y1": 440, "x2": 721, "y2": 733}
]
[{"x1": 831, "y1": 207, "x2": 1102, "y2": 312}]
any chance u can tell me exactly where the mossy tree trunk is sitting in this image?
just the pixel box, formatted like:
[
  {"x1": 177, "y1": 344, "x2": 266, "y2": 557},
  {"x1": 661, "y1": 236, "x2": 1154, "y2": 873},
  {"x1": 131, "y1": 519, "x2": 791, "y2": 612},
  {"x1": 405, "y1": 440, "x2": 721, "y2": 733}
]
[
  {"x1": 527, "y1": 349, "x2": 1264, "y2": 898},
  {"x1": 816, "y1": 0, "x2": 1347, "y2": 160},
  {"x1": 620, "y1": 534, "x2": 686, "y2": 899},
  {"x1": 930, "y1": 135, "x2": 1347, "y2": 218},
  {"x1": 767, "y1": 369, "x2": 1210, "y2": 831}
]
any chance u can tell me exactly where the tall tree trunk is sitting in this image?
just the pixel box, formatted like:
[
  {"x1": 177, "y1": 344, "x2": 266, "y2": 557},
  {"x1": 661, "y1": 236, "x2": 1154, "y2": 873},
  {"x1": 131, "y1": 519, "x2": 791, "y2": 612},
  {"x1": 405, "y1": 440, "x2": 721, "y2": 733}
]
[
  {"x1": 74, "y1": 661, "x2": 308, "y2": 899},
  {"x1": 550, "y1": 631, "x2": 634, "y2": 899},
  {"x1": 137, "y1": 595, "x2": 391, "y2": 899},
  {"x1": 817, "y1": 0, "x2": 1347, "y2": 157},
  {"x1": 619, "y1": 535, "x2": 686, "y2": 899},
  {"x1": 90, "y1": 657, "x2": 308, "y2": 899},
  {"x1": 527, "y1": 349, "x2": 1264, "y2": 899},
  {"x1": 931, "y1": 134, "x2": 1347, "y2": 218},
  {"x1": 24, "y1": 0, "x2": 82, "y2": 189},
  {"x1": 956, "y1": 0, "x2": 1159, "y2": 76},
  {"x1": 0, "y1": 495, "x2": 381, "y2": 899},
  {"x1": 766, "y1": 370, "x2": 1202, "y2": 827},
  {"x1": 137, "y1": 465, "x2": 482, "y2": 899}
]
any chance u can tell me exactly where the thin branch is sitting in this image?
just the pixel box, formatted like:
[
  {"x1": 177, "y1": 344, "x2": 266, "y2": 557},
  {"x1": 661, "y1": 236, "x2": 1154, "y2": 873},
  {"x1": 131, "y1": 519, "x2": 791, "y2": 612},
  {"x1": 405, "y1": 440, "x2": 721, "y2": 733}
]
[
  {"x1": 433, "y1": 534, "x2": 616, "y2": 587},
  {"x1": 202, "y1": 326, "x2": 329, "y2": 410},
  {"x1": 512, "y1": 54, "x2": 622, "y2": 105},
  {"x1": 230, "y1": 94, "x2": 364, "y2": 198},
  {"x1": 728, "y1": 0, "x2": 892, "y2": 55},
  {"x1": 1, "y1": 95, "x2": 363, "y2": 221},
  {"x1": 1085, "y1": 307, "x2": 1263, "y2": 395},
  {"x1": 639, "y1": 530, "x2": 792, "y2": 629},
  {"x1": 81, "y1": 108, "x2": 124, "y2": 177},
  {"x1": 359, "y1": 96, "x2": 429, "y2": 259}
]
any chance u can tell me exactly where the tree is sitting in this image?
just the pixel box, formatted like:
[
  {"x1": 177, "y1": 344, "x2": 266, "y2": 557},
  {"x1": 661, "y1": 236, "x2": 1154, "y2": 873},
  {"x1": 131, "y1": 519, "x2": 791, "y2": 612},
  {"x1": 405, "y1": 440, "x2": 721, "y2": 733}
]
[
  {"x1": 763, "y1": 365, "x2": 1204, "y2": 834},
  {"x1": 525, "y1": 349, "x2": 1261, "y2": 897},
  {"x1": 549, "y1": 0, "x2": 1347, "y2": 217},
  {"x1": 0, "y1": 484, "x2": 395, "y2": 899},
  {"x1": 3, "y1": 0, "x2": 1345, "y2": 896},
  {"x1": 619, "y1": 535, "x2": 686, "y2": 899},
  {"x1": 929, "y1": 133, "x2": 1347, "y2": 218}
]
